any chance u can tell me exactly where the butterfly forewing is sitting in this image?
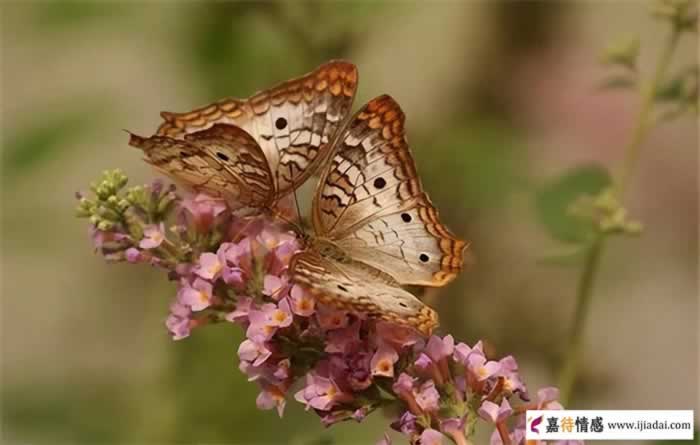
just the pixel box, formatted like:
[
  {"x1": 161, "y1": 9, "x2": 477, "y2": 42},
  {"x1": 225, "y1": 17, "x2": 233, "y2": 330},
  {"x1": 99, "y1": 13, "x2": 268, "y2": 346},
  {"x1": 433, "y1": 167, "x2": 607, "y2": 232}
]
[
  {"x1": 156, "y1": 60, "x2": 359, "y2": 199},
  {"x1": 312, "y1": 95, "x2": 466, "y2": 287},
  {"x1": 291, "y1": 250, "x2": 438, "y2": 335},
  {"x1": 128, "y1": 124, "x2": 274, "y2": 209}
]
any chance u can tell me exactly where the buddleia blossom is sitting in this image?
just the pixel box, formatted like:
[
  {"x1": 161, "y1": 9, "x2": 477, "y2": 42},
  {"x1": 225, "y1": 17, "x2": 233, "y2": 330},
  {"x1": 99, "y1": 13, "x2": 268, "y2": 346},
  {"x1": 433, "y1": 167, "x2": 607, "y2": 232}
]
[{"x1": 76, "y1": 170, "x2": 581, "y2": 445}]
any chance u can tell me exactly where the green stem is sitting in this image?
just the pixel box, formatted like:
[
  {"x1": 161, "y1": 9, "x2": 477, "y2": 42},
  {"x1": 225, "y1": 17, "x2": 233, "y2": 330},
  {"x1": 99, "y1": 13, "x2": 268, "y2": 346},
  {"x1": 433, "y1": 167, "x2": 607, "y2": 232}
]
[
  {"x1": 558, "y1": 236, "x2": 604, "y2": 404},
  {"x1": 616, "y1": 28, "x2": 681, "y2": 196},
  {"x1": 558, "y1": 25, "x2": 682, "y2": 406}
]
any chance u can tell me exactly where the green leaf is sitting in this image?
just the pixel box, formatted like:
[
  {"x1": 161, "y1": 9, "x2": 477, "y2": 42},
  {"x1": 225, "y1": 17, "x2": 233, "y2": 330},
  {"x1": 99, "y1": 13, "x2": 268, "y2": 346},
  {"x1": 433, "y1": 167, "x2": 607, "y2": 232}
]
[
  {"x1": 656, "y1": 76, "x2": 686, "y2": 103},
  {"x1": 535, "y1": 164, "x2": 612, "y2": 244}
]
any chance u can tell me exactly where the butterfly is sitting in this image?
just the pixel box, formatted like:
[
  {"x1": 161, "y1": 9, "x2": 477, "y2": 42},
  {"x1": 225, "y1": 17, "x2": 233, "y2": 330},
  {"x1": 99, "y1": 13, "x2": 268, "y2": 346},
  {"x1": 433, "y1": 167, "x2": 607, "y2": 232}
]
[
  {"x1": 128, "y1": 61, "x2": 465, "y2": 335},
  {"x1": 128, "y1": 60, "x2": 358, "y2": 213},
  {"x1": 291, "y1": 95, "x2": 467, "y2": 336}
]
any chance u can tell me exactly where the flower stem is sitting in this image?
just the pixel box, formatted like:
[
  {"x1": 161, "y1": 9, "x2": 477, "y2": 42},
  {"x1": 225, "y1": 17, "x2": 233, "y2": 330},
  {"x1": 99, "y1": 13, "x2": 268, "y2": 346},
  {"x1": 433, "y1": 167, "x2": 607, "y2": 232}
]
[
  {"x1": 448, "y1": 429, "x2": 470, "y2": 445},
  {"x1": 558, "y1": 25, "x2": 682, "y2": 406},
  {"x1": 495, "y1": 421, "x2": 513, "y2": 445},
  {"x1": 616, "y1": 27, "x2": 681, "y2": 197},
  {"x1": 558, "y1": 236, "x2": 604, "y2": 404}
]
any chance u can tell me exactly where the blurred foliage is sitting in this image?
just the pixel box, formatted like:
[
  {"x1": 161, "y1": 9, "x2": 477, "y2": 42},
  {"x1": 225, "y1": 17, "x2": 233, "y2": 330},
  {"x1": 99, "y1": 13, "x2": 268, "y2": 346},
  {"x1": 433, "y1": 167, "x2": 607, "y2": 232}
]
[
  {"x1": 417, "y1": 121, "x2": 528, "y2": 213},
  {"x1": 180, "y1": 2, "x2": 384, "y2": 100},
  {"x1": 2, "y1": 105, "x2": 109, "y2": 180},
  {"x1": 536, "y1": 164, "x2": 612, "y2": 245},
  {"x1": 30, "y1": 1, "x2": 133, "y2": 30}
]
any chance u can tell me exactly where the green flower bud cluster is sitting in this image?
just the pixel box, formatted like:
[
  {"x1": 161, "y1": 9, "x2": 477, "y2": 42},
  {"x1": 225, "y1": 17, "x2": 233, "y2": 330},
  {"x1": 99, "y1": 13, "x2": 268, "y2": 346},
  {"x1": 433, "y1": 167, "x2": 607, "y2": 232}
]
[
  {"x1": 652, "y1": 0, "x2": 697, "y2": 32},
  {"x1": 76, "y1": 169, "x2": 131, "y2": 231},
  {"x1": 601, "y1": 37, "x2": 639, "y2": 72},
  {"x1": 569, "y1": 188, "x2": 643, "y2": 237},
  {"x1": 76, "y1": 170, "x2": 179, "y2": 234}
]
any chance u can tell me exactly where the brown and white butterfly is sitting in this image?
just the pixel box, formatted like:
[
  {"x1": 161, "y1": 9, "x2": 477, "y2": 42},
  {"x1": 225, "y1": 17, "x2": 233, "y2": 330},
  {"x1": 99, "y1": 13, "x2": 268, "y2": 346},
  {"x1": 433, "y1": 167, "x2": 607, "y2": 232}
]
[
  {"x1": 128, "y1": 60, "x2": 358, "y2": 213},
  {"x1": 128, "y1": 61, "x2": 465, "y2": 335},
  {"x1": 291, "y1": 95, "x2": 467, "y2": 336}
]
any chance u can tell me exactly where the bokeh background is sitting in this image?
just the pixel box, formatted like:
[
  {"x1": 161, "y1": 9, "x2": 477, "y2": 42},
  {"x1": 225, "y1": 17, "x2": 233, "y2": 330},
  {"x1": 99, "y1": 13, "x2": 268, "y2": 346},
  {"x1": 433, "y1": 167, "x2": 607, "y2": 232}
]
[{"x1": 2, "y1": 2, "x2": 697, "y2": 444}]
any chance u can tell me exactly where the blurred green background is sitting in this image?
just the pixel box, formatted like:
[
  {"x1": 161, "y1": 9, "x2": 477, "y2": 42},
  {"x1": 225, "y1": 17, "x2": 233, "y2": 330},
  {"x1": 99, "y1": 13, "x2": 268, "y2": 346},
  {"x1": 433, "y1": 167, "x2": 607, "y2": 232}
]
[{"x1": 2, "y1": 2, "x2": 697, "y2": 444}]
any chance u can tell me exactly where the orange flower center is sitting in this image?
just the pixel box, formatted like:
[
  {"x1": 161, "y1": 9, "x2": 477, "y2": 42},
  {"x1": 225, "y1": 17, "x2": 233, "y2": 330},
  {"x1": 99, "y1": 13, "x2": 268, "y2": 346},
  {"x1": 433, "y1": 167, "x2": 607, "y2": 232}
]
[
  {"x1": 273, "y1": 310, "x2": 287, "y2": 323},
  {"x1": 208, "y1": 261, "x2": 222, "y2": 275}
]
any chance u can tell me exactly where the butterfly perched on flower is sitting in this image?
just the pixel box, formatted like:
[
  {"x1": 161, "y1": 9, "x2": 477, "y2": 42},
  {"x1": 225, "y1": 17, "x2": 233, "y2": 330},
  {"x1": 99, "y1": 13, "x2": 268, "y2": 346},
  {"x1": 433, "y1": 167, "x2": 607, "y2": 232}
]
[{"x1": 128, "y1": 61, "x2": 467, "y2": 335}]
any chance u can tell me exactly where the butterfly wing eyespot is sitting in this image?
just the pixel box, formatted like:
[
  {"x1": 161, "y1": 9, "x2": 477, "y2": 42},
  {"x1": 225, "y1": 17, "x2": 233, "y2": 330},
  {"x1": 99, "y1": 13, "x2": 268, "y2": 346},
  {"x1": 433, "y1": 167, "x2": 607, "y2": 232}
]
[
  {"x1": 291, "y1": 251, "x2": 439, "y2": 336},
  {"x1": 154, "y1": 60, "x2": 359, "y2": 203},
  {"x1": 311, "y1": 94, "x2": 467, "y2": 287},
  {"x1": 127, "y1": 124, "x2": 274, "y2": 209}
]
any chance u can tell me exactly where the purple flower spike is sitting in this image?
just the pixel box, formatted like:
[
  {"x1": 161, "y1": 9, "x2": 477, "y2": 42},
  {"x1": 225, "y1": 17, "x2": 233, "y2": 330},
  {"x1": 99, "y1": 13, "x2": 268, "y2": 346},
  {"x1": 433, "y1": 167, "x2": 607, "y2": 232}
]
[
  {"x1": 478, "y1": 398, "x2": 513, "y2": 423},
  {"x1": 78, "y1": 180, "x2": 563, "y2": 442},
  {"x1": 221, "y1": 239, "x2": 252, "y2": 267},
  {"x1": 498, "y1": 355, "x2": 527, "y2": 395},
  {"x1": 225, "y1": 297, "x2": 253, "y2": 324},
  {"x1": 375, "y1": 322, "x2": 421, "y2": 348},
  {"x1": 246, "y1": 305, "x2": 279, "y2": 343},
  {"x1": 426, "y1": 334, "x2": 454, "y2": 362},
  {"x1": 222, "y1": 266, "x2": 245, "y2": 288},
  {"x1": 139, "y1": 223, "x2": 165, "y2": 249},
  {"x1": 537, "y1": 386, "x2": 564, "y2": 410},
  {"x1": 393, "y1": 372, "x2": 415, "y2": 396},
  {"x1": 440, "y1": 417, "x2": 465, "y2": 435},
  {"x1": 125, "y1": 247, "x2": 141, "y2": 263},
  {"x1": 238, "y1": 339, "x2": 272, "y2": 367},
  {"x1": 419, "y1": 428, "x2": 444, "y2": 445},
  {"x1": 268, "y1": 299, "x2": 293, "y2": 328},
  {"x1": 453, "y1": 340, "x2": 484, "y2": 365},
  {"x1": 370, "y1": 343, "x2": 399, "y2": 378},
  {"x1": 165, "y1": 301, "x2": 191, "y2": 341},
  {"x1": 467, "y1": 354, "x2": 502, "y2": 382},
  {"x1": 325, "y1": 320, "x2": 361, "y2": 354},
  {"x1": 288, "y1": 285, "x2": 315, "y2": 316},
  {"x1": 414, "y1": 380, "x2": 440, "y2": 413},
  {"x1": 179, "y1": 278, "x2": 214, "y2": 311},
  {"x1": 194, "y1": 252, "x2": 223, "y2": 280},
  {"x1": 263, "y1": 275, "x2": 288, "y2": 300},
  {"x1": 316, "y1": 305, "x2": 349, "y2": 330},
  {"x1": 294, "y1": 373, "x2": 349, "y2": 412},
  {"x1": 391, "y1": 411, "x2": 418, "y2": 436},
  {"x1": 256, "y1": 386, "x2": 286, "y2": 418},
  {"x1": 180, "y1": 193, "x2": 226, "y2": 233}
]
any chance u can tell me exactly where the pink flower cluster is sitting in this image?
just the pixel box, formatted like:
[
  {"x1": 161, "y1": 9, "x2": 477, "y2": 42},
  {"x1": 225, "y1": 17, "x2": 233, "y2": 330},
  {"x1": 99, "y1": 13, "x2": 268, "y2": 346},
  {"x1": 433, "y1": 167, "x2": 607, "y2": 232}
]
[
  {"x1": 384, "y1": 335, "x2": 577, "y2": 445},
  {"x1": 78, "y1": 177, "x2": 581, "y2": 445}
]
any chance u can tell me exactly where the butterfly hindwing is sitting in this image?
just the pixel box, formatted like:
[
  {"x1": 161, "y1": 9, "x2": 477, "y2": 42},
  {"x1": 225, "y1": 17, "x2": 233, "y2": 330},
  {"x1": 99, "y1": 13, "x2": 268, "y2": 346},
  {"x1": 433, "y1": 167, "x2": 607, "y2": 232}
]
[
  {"x1": 156, "y1": 60, "x2": 359, "y2": 199},
  {"x1": 311, "y1": 95, "x2": 466, "y2": 287},
  {"x1": 291, "y1": 250, "x2": 438, "y2": 335},
  {"x1": 128, "y1": 124, "x2": 274, "y2": 209}
]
